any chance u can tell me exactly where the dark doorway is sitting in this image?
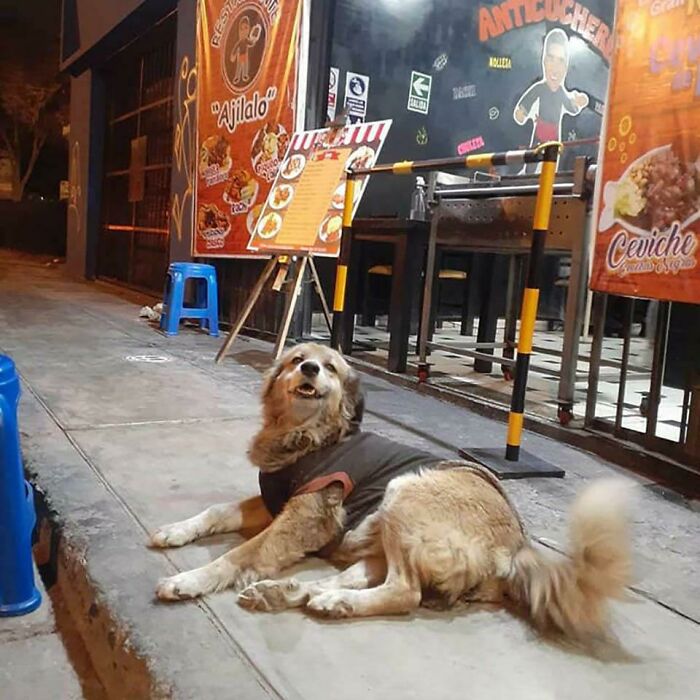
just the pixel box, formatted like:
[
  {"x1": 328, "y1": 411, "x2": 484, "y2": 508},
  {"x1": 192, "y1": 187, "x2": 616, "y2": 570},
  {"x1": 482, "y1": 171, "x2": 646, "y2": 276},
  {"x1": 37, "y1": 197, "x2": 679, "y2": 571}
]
[{"x1": 98, "y1": 14, "x2": 176, "y2": 292}]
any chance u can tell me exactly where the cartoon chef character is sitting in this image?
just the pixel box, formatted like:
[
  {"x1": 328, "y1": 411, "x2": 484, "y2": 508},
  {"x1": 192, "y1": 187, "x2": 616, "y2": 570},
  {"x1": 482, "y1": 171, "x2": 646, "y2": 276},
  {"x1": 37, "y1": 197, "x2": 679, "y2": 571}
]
[
  {"x1": 230, "y1": 15, "x2": 261, "y2": 85},
  {"x1": 514, "y1": 28, "x2": 589, "y2": 171}
]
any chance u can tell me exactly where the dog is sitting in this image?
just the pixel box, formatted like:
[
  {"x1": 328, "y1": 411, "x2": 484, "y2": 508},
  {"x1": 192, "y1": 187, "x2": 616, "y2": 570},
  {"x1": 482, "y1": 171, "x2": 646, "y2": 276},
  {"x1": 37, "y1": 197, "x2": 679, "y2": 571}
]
[{"x1": 151, "y1": 343, "x2": 632, "y2": 639}]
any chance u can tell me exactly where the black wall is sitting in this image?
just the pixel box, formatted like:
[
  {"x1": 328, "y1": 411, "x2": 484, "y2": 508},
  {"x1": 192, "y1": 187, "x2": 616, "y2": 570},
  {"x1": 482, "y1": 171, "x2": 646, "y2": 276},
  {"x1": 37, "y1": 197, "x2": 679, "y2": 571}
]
[{"x1": 330, "y1": 0, "x2": 614, "y2": 217}]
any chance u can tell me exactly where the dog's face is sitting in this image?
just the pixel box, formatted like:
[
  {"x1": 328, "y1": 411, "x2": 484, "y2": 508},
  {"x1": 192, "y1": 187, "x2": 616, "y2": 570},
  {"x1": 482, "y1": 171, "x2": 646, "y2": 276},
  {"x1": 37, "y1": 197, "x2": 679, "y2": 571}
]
[{"x1": 261, "y1": 343, "x2": 363, "y2": 428}]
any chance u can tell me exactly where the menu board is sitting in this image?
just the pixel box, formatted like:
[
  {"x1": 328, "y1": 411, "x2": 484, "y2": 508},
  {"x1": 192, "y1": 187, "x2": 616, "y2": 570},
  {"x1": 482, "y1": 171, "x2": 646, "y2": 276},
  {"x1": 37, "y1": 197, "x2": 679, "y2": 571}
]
[
  {"x1": 249, "y1": 119, "x2": 392, "y2": 256},
  {"x1": 193, "y1": 0, "x2": 301, "y2": 257},
  {"x1": 590, "y1": 1, "x2": 700, "y2": 304}
]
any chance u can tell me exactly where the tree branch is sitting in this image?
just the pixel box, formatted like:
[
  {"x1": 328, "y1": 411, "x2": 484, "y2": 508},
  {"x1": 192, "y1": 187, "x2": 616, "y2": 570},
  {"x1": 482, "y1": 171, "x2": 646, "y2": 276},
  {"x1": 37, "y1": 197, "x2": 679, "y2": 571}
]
[{"x1": 18, "y1": 130, "x2": 46, "y2": 197}]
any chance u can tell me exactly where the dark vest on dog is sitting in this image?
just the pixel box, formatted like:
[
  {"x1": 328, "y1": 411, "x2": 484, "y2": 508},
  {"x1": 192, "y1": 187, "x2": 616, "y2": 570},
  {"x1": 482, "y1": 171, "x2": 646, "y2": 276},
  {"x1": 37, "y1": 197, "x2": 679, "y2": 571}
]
[{"x1": 258, "y1": 431, "x2": 442, "y2": 530}]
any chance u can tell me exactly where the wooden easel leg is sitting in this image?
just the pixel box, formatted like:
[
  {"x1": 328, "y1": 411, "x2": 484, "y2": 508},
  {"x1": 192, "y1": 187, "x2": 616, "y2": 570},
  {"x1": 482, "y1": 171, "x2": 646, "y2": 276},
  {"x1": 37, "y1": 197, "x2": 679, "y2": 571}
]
[
  {"x1": 215, "y1": 256, "x2": 278, "y2": 364},
  {"x1": 273, "y1": 257, "x2": 308, "y2": 359},
  {"x1": 308, "y1": 256, "x2": 332, "y2": 333}
]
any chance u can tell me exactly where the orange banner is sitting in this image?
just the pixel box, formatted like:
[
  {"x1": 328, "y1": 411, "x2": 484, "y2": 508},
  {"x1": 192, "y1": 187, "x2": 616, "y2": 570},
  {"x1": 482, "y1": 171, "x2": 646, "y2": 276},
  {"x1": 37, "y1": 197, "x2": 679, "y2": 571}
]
[
  {"x1": 590, "y1": 0, "x2": 700, "y2": 303},
  {"x1": 193, "y1": 0, "x2": 300, "y2": 257}
]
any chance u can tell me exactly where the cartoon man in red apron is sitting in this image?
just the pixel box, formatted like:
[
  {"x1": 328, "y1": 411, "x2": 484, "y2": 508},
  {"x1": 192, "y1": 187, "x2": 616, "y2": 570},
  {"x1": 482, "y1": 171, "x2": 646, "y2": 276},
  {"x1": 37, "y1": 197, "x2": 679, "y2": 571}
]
[{"x1": 514, "y1": 29, "x2": 588, "y2": 172}]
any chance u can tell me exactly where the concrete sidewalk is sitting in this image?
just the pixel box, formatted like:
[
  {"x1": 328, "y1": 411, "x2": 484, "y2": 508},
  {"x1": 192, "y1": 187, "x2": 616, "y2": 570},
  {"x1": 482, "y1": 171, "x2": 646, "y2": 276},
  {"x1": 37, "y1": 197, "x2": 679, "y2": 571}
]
[
  {"x1": 0, "y1": 565, "x2": 84, "y2": 699},
  {"x1": 1, "y1": 251, "x2": 700, "y2": 699}
]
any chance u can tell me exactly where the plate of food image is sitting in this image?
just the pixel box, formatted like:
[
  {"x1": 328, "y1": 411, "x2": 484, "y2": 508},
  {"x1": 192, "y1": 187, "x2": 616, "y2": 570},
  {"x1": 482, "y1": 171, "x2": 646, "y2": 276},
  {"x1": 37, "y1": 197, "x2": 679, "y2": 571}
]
[
  {"x1": 247, "y1": 203, "x2": 264, "y2": 234},
  {"x1": 197, "y1": 203, "x2": 230, "y2": 238},
  {"x1": 223, "y1": 168, "x2": 258, "y2": 209},
  {"x1": 345, "y1": 145, "x2": 375, "y2": 174},
  {"x1": 318, "y1": 214, "x2": 343, "y2": 243},
  {"x1": 330, "y1": 182, "x2": 361, "y2": 210},
  {"x1": 257, "y1": 212, "x2": 283, "y2": 239},
  {"x1": 599, "y1": 144, "x2": 700, "y2": 235},
  {"x1": 280, "y1": 153, "x2": 306, "y2": 180},
  {"x1": 199, "y1": 135, "x2": 232, "y2": 176},
  {"x1": 251, "y1": 123, "x2": 289, "y2": 170},
  {"x1": 270, "y1": 183, "x2": 294, "y2": 210}
]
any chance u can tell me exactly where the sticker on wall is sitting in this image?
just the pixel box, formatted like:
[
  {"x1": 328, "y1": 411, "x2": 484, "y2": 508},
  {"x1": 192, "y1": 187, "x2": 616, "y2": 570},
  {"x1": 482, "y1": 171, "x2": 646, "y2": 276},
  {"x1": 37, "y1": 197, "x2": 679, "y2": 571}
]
[
  {"x1": 453, "y1": 84, "x2": 477, "y2": 100},
  {"x1": 513, "y1": 28, "x2": 590, "y2": 173},
  {"x1": 488, "y1": 107, "x2": 500, "y2": 120},
  {"x1": 327, "y1": 67, "x2": 339, "y2": 122},
  {"x1": 433, "y1": 53, "x2": 448, "y2": 72},
  {"x1": 407, "y1": 70, "x2": 432, "y2": 114},
  {"x1": 489, "y1": 56, "x2": 512, "y2": 69},
  {"x1": 457, "y1": 136, "x2": 485, "y2": 155},
  {"x1": 567, "y1": 129, "x2": 577, "y2": 141},
  {"x1": 344, "y1": 72, "x2": 370, "y2": 124},
  {"x1": 416, "y1": 126, "x2": 428, "y2": 145}
]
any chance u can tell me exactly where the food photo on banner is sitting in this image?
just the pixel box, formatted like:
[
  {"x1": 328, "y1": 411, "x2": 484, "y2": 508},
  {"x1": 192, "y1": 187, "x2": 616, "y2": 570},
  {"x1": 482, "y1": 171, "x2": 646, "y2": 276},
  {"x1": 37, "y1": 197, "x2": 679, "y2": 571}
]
[
  {"x1": 248, "y1": 120, "x2": 392, "y2": 256},
  {"x1": 194, "y1": 0, "x2": 301, "y2": 257},
  {"x1": 590, "y1": 0, "x2": 700, "y2": 304},
  {"x1": 328, "y1": 0, "x2": 613, "y2": 216}
]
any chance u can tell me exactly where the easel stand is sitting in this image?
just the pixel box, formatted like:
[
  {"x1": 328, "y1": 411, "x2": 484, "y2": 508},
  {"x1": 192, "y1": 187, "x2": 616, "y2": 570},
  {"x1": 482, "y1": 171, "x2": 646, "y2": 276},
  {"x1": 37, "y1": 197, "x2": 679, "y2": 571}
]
[{"x1": 215, "y1": 254, "x2": 332, "y2": 364}]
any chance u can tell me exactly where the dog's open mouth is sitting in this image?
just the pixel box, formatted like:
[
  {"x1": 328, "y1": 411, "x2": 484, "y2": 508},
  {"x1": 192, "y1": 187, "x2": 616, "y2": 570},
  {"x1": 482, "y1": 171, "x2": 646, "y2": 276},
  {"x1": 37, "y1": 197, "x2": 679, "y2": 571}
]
[{"x1": 293, "y1": 383, "x2": 322, "y2": 399}]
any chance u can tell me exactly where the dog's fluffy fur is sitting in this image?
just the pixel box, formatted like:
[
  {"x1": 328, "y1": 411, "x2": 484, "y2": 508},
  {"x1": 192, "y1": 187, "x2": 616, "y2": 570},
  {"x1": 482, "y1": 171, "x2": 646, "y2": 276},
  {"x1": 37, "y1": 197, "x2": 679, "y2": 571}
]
[{"x1": 151, "y1": 343, "x2": 632, "y2": 640}]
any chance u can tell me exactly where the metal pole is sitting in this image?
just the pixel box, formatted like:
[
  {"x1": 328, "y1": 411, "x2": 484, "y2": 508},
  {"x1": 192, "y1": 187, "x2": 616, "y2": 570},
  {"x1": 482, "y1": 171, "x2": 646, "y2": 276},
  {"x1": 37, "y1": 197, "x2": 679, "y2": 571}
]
[
  {"x1": 330, "y1": 175, "x2": 356, "y2": 350},
  {"x1": 505, "y1": 142, "x2": 561, "y2": 462}
]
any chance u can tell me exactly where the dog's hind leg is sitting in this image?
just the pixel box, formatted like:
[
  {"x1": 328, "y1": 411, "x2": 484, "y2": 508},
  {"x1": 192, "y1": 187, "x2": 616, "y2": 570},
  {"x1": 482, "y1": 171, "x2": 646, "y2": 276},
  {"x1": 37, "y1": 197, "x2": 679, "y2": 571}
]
[
  {"x1": 150, "y1": 496, "x2": 272, "y2": 548},
  {"x1": 307, "y1": 517, "x2": 421, "y2": 619},
  {"x1": 238, "y1": 556, "x2": 387, "y2": 612}
]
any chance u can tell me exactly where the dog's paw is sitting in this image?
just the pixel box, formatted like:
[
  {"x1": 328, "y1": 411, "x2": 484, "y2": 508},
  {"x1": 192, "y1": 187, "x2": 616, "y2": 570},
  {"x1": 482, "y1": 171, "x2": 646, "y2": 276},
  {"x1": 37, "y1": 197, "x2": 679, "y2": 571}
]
[
  {"x1": 155, "y1": 570, "x2": 210, "y2": 601},
  {"x1": 149, "y1": 524, "x2": 193, "y2": 548},
  {"x1": 238, "y1": 579, "x2": 303, "y2": 612},
  {"x1": 307, "y1": 590, "x2": 355, "y2": 619}
]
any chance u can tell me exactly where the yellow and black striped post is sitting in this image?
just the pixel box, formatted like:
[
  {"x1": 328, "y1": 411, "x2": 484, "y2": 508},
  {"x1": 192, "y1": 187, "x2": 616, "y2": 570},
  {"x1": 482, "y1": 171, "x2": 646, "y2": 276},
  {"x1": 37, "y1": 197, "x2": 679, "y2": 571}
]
[
  {"x1": 504, "y1": 142, "x2": 561, "y2": 462},
  {"x1": 330, "y1": 175, "x2": 357, "y2": 350}
]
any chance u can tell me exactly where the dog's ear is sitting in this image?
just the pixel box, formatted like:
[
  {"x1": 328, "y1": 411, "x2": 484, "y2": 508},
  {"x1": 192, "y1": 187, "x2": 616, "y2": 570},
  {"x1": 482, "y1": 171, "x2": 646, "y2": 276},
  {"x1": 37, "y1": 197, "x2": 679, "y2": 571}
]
[
  {"x1": 261, "y1": 358, "x2": 284, "y2": 399},
  {"x1": 341, "y1": 368, "x2": 365, "y2": 428}
]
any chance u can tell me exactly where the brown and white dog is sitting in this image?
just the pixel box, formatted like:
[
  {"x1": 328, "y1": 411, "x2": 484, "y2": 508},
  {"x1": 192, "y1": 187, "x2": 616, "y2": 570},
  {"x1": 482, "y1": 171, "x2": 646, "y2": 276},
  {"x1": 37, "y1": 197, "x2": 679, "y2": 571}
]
[{"x1": 151, "y1": 343, "x2": 632, "y2": 639}]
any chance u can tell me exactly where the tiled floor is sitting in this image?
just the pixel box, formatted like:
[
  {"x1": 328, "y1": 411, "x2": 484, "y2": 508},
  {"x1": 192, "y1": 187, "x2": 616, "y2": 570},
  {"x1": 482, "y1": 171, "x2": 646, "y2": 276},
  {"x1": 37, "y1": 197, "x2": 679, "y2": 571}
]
[{"x1": 310, "y1": 316, "x2": 686, "y2": 443}]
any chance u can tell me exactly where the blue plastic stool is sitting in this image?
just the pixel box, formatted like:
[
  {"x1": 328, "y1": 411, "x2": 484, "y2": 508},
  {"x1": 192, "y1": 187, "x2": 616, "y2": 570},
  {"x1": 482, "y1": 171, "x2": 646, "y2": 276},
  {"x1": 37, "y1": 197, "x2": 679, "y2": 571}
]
[
  {"x1": 160, "y1": 262, "x2": 220, "y2": 337},
  {"x1": 0, "y1": 355, "x2": 42, "y2": 617}
]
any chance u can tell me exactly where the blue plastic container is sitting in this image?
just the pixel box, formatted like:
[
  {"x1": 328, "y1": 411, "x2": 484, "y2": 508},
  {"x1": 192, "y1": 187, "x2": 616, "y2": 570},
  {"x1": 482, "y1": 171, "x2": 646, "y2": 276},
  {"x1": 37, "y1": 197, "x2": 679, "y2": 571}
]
[{"x1": 0, "y1": 355, "x2": 41, "y2": 616}]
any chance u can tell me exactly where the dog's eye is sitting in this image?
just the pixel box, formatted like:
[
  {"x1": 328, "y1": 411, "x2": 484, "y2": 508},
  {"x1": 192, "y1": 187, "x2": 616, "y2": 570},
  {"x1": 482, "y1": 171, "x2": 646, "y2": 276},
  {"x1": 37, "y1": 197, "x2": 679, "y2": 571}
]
[
  {"x1": 324, "y1": 362, "x2": 336, "y2": 374},
  {"x1": 291, "y1": 356, "x2": 303, "y2": 365}
]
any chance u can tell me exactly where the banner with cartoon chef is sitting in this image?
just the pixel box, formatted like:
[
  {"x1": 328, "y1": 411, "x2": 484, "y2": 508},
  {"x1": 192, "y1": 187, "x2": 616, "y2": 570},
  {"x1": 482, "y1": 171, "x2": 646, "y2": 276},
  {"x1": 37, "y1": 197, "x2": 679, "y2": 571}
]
[
  {"x1": 194, "y1": 0, "x2": 301, "y2": 257},
  {"x1": 590, "y1": 0, "x2": 700, "y2": 304},
  {"x1": 249, "y1": 120, "x2": 392, "y2": 256}
]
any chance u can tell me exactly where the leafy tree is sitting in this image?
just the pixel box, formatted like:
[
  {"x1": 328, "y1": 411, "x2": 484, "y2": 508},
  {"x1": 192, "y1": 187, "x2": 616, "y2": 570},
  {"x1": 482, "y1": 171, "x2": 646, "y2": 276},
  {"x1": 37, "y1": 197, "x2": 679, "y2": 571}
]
[{"x1": 0, "y1": 1, "x2": 68, "y2": 200}]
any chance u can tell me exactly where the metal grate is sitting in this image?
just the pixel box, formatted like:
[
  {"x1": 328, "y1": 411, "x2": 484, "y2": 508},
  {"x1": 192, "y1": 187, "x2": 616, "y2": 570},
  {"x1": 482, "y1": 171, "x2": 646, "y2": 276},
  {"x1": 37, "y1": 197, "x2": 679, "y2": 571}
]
[{"x1": 98, "y1": 14, "x2": 176, "y2": 292}]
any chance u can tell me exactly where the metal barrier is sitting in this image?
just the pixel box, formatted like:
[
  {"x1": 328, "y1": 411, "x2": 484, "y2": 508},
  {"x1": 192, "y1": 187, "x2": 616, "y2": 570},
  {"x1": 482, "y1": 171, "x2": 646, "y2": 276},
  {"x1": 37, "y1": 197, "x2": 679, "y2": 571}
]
[
  {"x1": 331, "y1": 142, "x2": 564, "y2": 476},
  {"x1": 0, "y1": 354, "x2": 42, "y2": 617}
]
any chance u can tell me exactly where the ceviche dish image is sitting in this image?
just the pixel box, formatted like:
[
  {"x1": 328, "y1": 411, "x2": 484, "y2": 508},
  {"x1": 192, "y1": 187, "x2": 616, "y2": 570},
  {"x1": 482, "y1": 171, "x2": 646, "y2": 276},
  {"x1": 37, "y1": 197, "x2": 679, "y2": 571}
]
[{"x1": 601, "y1": 144, "x2": 700, "y2": 233}]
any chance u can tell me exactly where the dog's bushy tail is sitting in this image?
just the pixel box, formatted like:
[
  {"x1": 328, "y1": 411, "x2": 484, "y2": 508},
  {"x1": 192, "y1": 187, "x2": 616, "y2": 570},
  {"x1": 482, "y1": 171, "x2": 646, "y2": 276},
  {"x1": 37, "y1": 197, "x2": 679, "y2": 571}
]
[{"x1": 508, "y1": 480, "x2": 633, "y2": 639}]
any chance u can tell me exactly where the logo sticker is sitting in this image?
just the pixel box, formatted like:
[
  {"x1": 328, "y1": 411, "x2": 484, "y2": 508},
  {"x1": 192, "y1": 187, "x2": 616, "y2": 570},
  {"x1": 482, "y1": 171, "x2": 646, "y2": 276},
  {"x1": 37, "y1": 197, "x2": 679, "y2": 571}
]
[
  {"x1": 408, "y1": 70, "x2": 432, "y2": 115},
  {"x1": 344, "y1": 71, "x2": 370, "y2": 124},
  {"x1": 433, "y1": 53, "x2": 448, "y2": 71}
]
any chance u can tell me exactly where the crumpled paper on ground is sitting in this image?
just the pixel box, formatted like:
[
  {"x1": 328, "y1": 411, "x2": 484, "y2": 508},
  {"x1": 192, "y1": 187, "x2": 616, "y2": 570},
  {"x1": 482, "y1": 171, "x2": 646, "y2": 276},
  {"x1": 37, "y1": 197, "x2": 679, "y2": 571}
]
[{"x1": 139, "y1": 303, "x2": 164, "y2": 322}]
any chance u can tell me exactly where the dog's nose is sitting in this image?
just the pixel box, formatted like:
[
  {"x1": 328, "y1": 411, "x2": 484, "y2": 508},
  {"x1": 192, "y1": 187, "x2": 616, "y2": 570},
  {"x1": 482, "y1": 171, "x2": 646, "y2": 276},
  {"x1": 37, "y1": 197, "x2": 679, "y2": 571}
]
[{"x1": 300, "y1": 360, "x2": 320, "y2": 377}]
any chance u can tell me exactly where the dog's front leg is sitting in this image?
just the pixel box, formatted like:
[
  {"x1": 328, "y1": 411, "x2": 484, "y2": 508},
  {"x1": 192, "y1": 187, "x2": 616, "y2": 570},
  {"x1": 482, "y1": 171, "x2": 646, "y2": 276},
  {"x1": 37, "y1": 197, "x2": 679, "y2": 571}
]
[
  {"x1": 156, "y1": 485, "x2": 343, "y2": 601},
  {"x1": 150, "y1": 496, "x2": 272, "y2": 548}
]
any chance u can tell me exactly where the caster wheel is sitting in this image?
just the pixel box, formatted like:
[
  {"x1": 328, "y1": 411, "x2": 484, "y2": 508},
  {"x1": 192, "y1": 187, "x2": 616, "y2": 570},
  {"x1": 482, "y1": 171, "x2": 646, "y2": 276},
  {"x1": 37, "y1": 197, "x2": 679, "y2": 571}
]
[
  {"x1": 557, "y1": 407, "x2": 573, "y2": 426},
  {"x1": 640, "y1": 394, "x2": 649, "y2": 418},
  {"x1": 417, "y1": 365, "x2": 430, "y2": 383},
  {"x1": 502, "y1": 367, "x2": 513, "y2": 382}
]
